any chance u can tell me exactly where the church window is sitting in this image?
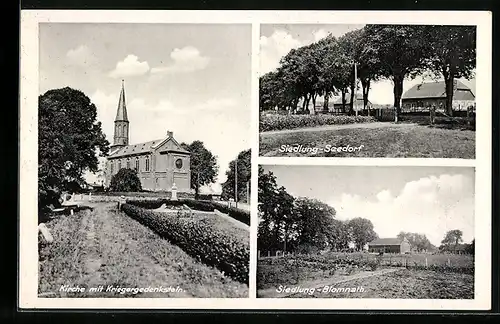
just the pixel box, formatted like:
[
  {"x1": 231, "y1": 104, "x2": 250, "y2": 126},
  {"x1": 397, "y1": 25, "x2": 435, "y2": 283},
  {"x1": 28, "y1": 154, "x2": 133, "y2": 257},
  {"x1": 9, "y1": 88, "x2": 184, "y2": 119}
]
[
  {"x1": 145, "y1": 156, "x2": 150, "y2": 171},
  {"x1": 123, "y1": 125, "x2": 127, "y2": 137},
  {"x1": 175, "y1": 158, "x2": 183, "y2": 169},
  {"x1": 135, "y1": 158, "x2": 139, "y2": 171},
  {"x1": 118, "y1": 160, "x2": 121, "y2": 170},
  {"x1": 110, "y1": 162, "x2": 114, "y2": 174},
  {"x1": 126, "y1": 159, "x2": 130, "y2": 169}
]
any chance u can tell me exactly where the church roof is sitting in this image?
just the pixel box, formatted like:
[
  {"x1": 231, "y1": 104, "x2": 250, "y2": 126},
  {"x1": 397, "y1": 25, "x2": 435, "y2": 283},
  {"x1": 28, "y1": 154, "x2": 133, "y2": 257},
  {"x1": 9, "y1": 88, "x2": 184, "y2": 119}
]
[
  {"x1": 402, "y1": 80, "x2": 474, "y2": 100},
  {"x1": 108, "y1": 136, "x2": 190, "y2": 159},
  {"x1": 115, "y1": 80, "x2": 128, "y2": 121}
]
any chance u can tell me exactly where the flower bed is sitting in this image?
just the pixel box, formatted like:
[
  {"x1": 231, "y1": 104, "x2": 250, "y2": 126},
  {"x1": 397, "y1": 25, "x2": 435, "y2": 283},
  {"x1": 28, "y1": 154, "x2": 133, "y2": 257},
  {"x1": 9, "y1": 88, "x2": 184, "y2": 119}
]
[
  {"x1": 260, "y1": 114, "x2": 376, "y2": 132},
  {"x1": 121, "y1": 204, "x2": 249, "y2": 284}
]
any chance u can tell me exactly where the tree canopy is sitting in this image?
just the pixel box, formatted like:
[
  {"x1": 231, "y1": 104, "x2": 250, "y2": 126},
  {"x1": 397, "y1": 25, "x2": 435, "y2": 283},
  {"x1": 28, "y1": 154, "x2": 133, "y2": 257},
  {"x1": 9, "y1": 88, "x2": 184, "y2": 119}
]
[
  {"x1": 38, "y1": 87, "x2": 109, "y2": 215},
  {"x1": 221, "y1": 149, "x2": 251, "y2": 203},
  {"x1": 109, "y1": 168, "x2": 142, "y2": 192},
  {"x1": 180, "y1": 140, "x2": 218, "y2": 199}
]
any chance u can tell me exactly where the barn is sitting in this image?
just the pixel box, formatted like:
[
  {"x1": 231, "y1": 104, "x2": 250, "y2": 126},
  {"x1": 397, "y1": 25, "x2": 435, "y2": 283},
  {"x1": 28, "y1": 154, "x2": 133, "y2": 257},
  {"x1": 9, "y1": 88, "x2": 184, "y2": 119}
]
[
  {"x1": 368, "y1": 237, "x2": 411, "y2": 254},
  {"x1": 401, "y1": 80, "x2": 475, "y2": 113}
]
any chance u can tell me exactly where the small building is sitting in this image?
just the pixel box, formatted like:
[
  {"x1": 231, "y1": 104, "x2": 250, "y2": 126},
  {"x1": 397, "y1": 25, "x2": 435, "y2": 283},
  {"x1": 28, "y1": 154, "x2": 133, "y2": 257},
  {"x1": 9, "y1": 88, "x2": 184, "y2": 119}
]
[
  {"x1": 401, "y1": 80, "x2": 475, "y2": 113},
  {"x1": 368, "y1": 237, "x2": 411, "y2": 254}
]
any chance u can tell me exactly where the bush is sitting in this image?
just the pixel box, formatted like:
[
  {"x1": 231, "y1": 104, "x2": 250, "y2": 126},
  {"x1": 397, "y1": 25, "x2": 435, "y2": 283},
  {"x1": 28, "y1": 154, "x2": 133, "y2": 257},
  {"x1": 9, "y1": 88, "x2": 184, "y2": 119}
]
[
  {"x1": 109, "y1": 168, "x2": 142, "y2": 192},
  {"x1": 259, "y1": 114, "x2": 376, "y2": 132},
  {"x1": 211, "y1": 203, "x2": 250, "y2": 225},
  {"x1": 121, "y1": 204, "x2": 249, "y2": 284}
]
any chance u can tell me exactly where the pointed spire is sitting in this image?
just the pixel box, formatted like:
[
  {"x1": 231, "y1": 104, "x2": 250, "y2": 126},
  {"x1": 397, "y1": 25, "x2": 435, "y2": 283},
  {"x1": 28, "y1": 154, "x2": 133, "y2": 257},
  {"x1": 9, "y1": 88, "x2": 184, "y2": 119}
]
[{"x1": 115, "y1": 79, "x2": 128, "y2": 121}]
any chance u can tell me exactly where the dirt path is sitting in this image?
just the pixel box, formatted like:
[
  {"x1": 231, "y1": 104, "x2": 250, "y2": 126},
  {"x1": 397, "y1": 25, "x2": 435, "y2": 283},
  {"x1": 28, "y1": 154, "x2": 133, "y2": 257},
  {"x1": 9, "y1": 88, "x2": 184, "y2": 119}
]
[
  {"x1": 39, "y1": 202, "x2": 248, "y2": 298},
  {"x1": 260, "y1": 122, "x2": 416, "y2": 137},
  {"x1": 257, "y1": 268, "x2": 403, "y2": 298}
]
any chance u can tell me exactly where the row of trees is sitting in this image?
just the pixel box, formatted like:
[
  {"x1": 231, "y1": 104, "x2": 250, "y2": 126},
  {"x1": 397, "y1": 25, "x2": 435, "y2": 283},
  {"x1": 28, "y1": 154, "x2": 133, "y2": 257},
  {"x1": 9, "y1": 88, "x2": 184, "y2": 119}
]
[
  {"x1": 260, "y1": 25, "x2": 476, "y2": 120},
  {"x1": 439, "y1": 229, "x2": 475, "y2": 254},
  {"x1": 258, "y1": 166, "x2": 378, "y2": 254},
  {"x1": 397, "y1": 231, "x2": 436, "y2": 253}
]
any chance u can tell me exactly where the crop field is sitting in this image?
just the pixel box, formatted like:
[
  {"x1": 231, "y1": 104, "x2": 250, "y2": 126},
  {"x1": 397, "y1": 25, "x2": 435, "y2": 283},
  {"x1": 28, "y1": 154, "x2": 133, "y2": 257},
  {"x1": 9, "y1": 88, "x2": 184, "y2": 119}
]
[
  {"x1": 257, "y1": 253, "x2": 474, "y2": 299},
  {"x1": 38, "y1": 202, "x2": 249, "y2": 298}
]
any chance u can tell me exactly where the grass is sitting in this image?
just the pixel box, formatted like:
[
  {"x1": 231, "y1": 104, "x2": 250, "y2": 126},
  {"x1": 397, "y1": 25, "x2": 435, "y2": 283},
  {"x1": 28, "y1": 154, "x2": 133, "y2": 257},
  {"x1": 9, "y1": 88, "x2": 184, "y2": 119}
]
[
  {"x1": 259, "y1": 124, "x2": 475, "y2": 158},
  {"x1": 38, "y1": 202, "x2": 248, "y2": 298},
  {"x1": 287, "y1": 269, "x2": 474, "y2": 299}
]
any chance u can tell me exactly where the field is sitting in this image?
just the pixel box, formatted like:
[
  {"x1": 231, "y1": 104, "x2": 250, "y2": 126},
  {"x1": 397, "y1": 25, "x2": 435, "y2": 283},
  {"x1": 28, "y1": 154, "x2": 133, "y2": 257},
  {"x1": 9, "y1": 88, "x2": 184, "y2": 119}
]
[
  {"x1": 38, "y1": 202, "x2": 249, "y2": 298},
  {"x1": 257, "y1": 253, "x2": 474, "y2": 299},
  {"x1": 259, "y1": 123, "x2": 475, "y2": 158}
]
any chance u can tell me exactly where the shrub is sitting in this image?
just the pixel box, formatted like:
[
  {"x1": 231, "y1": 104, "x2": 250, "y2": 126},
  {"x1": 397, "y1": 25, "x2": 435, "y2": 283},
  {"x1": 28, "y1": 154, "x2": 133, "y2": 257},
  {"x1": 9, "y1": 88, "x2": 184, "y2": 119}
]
[
  {"x1": 121, "y1": 204, "x2": 249, "y2": 284},
  {"x1": 109, "y1": 168, "x2": 142, "y2": 192},
  {"x1": 259, "y1": 114, "x2": 376, "y2": 132},
  {"x1": 212, "y1": 203, "x2": 250, "y2": 225}
]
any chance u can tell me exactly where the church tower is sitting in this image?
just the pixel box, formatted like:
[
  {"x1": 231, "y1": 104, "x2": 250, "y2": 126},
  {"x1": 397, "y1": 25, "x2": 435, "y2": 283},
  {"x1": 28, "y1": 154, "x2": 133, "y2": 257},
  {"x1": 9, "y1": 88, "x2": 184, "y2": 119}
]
[{"x1": 111, "y1": 80, "x2": 129, "y2": 150}]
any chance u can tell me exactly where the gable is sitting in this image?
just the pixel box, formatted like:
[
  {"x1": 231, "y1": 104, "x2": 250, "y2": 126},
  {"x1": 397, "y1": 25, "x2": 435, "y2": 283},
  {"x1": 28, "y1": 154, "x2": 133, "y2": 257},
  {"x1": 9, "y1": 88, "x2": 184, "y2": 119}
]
[{"x1": 154, "y1": 137, "x2": 190, "y2": 155}]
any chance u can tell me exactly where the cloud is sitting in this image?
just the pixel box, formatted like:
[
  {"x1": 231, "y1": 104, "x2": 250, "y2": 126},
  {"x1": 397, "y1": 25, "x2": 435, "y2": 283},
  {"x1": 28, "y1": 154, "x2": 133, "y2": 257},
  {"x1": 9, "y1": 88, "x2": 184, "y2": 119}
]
[
  {"x1": 331, "y1": 174, "x2": 475, "y2": 246},
  {"x1": 66, "y1": 45, "x2": 97, "y2": 67},
  {"x1": 151, "y1": 46, "x2": 210, "y2": 75},
  {"x1": 260, "y1": 30, "x2": 303, "y2": 75},
  {"x1": 109, "y1": 55, "x2": 150, "y2": 78},
  {"x1": 313, "y1": 29, "x2": 329, "y2": 42}
]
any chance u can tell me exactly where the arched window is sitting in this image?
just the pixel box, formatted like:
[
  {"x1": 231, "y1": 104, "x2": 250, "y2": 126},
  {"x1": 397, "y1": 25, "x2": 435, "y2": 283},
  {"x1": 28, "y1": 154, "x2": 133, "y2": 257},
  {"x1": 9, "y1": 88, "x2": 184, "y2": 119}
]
[
  {"x1": 135, "y1": 158, "x2": 139, "y2": 171},
  {"x1": 126, "y1": 159, "x2": 130, "y2": 169},
  {"x1": 145, "y1": 156, "x2": 150, "y2": 172},
  {"x1": 118, "y1": 160, "x2": 121, "y2": 170},
  {"x1": 116, "y1": 124, "x2": 121, "y2": 136},
  {"x1": 123, "y1": 125, "x2": 127, "y2": 137},
  {"x1": 110, "y1": 162, "x2": 114, "y2": 174}
]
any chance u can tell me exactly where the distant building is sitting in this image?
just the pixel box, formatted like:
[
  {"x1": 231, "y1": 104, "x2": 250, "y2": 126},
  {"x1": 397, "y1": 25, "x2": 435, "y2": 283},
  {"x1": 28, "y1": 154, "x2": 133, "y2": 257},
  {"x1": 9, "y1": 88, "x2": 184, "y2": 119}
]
[
  {"x1": 105, "y1": 80, "x2": 191, "y2": 192},
  {"x1": 368, "y1": 237, "x2": 411, "y2": 254},
  {"x1": 401, "y1": 80, "x2": 475, "y2": 112},
  {"x1": 331, "y1": 97, "x2": 372, "y2": 113}
]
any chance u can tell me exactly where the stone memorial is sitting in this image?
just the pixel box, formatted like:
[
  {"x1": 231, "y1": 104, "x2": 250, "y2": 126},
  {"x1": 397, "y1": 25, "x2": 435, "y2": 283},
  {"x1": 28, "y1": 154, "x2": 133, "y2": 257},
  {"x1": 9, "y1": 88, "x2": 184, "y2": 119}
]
[{"x1": 171, "y1": 183, "x2": 178, "y2": 201}]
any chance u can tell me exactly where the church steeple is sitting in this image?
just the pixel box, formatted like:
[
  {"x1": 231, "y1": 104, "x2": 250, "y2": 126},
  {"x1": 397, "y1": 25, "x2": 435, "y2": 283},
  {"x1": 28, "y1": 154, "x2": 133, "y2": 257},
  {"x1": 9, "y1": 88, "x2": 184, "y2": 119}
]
[{"x1": 111, "y1": 80, "x2": 129, "y2": 150}]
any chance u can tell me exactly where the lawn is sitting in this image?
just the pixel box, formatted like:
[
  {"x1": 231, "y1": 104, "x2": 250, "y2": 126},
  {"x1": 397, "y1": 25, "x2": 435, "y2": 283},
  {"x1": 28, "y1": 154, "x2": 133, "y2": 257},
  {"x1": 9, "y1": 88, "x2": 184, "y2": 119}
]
[
  {"x1": 259, "y1": 124, "x2": 475, "y2": 158},
  {"x1": 38, "y1": 202, "x2": 248, "y2": 298}
]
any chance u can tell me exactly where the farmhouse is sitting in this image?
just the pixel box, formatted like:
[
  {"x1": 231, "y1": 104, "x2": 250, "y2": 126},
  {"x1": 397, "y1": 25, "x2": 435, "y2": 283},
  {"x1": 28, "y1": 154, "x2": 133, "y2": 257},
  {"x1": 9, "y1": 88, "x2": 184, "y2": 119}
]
[
  {"x1": 105, "y1": 81, "x2": 191, "y2": 192},
  {"x1": 401, "y1": 80, "x2": 475, "y2": 113},
  {"x1": 368, "y1": 237, "x2": 411, "y2": 254}
]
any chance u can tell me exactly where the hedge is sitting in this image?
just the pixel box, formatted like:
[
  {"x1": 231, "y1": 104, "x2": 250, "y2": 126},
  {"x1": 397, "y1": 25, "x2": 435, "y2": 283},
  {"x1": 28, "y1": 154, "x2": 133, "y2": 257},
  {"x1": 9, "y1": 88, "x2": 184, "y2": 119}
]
[
  {"x1": 121, "y1": 204, "x2": 249, "y2": 284},
  {"x1": 127, "y1": 198, "x2": 250, "y2": 225},
  {"x1": 260, "y1": 114, "x2": 376, "y2": 132}
]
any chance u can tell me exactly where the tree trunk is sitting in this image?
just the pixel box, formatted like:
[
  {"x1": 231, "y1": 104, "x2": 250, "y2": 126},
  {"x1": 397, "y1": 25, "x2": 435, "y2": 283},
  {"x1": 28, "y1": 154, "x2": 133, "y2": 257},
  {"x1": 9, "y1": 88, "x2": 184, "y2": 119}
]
[
  {"x1": 305, "y1": 94, "x2": 311, "y2": 114},
  {"x1": 302, "y1": 95, "x2": 307, "y2": 111},
  {"x1": 323, "y1": 93, "x2": 329, "y2": 112},
  {"x1": 341, "y1": 90, "x2": 347, "y2": 113},
  {"x1": 310, "y1": 93, "x2": 317, "y2": 115},
  {"x1": 362, "y1": 78, "x2": 371, "y2": 116},
  {"x1": 444, "y1": 75, "x2": 455, "y2": 117},
  {"x1": 393, "y1": 74, "x2": 404, "y2": 123}
]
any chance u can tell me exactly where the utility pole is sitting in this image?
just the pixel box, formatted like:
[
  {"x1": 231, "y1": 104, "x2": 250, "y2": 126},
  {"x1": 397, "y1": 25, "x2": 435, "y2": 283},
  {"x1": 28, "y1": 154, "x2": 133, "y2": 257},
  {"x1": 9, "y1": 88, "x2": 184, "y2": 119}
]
[
  {"x1": 246, "y1": 180, "x2": 250, "y2": 204},
  {"x1": 234, "y1": 158, "x2": 238, "y2": 209}
]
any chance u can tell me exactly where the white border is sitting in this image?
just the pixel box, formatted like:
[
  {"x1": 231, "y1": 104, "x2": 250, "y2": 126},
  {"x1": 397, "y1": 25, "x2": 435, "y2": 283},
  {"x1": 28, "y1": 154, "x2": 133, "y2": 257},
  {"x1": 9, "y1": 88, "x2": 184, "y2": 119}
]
[{"x1": 20, "y1": 10, "x2": 492, "y2": 310}]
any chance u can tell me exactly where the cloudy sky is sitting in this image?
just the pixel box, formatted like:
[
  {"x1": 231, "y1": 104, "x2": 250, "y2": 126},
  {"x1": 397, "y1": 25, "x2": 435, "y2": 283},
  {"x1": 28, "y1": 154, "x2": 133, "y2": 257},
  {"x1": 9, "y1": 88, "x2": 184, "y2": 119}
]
[
  {"x1": 262, "y1": 165, "x2": 475, "y2": 246},
  {"x1": 40, "y1": 23, "x2": 251, "y2": 191},
  {"x1": 260, "y1": 24, "x2": 476, "y2": 104}
]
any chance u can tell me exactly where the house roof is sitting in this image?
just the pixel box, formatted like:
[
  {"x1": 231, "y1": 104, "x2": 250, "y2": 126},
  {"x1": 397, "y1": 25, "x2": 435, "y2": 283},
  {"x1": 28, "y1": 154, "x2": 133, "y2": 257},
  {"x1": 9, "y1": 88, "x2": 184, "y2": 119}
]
[
  {"x1": 402, "y1": 80, "x2": 474, "y2": 100},
  {"x1": 368, "y1": 238, "x2": 404, "y2": 246},
  {"x1": 115, "y1": 80, "x2": 128, "y2": 121},
  {"x1": 332, "y1": 97, "x2": 370, "y2": 105},
  {"x1": 108, "y1": 136, "x2": 190, "y2": 159}
]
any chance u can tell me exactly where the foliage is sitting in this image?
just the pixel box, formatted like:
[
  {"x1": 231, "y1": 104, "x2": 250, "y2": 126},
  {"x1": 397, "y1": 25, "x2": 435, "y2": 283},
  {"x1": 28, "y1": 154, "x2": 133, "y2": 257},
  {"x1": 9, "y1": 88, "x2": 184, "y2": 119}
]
[
  {"x1": 221, "y1": 149, "x2": 251, "y2": 203},
  {"x1": 211, "y1": 202, "x2": 251, "y2": 226},
  {"x1": 121, "y1": 204, "x2": 249, "y2": 284},
  {"x1": 180, "y1": 141, "x2": 218, "y2": 199},
  {"x1": 260, "y1": 114, "x2": 376, "y2": 132},
  {"x1": 126, "y1": 198, "x2": 215, "y2": 212},
  {"x1": 109, "y1": 168, "x2": 142, "y2": 192},
  {"x1": 397, "y1": 231, "x2": 435, "y2": 252},
  {"x1": 440, "y1": 229, "x2": 464, "y2": 252},
  {"x1": 348, "y1": 217, "x2": 378, "y2": 251},
  {"x1": 38, "y1": 87, "x2": 109, "y2": 216}
]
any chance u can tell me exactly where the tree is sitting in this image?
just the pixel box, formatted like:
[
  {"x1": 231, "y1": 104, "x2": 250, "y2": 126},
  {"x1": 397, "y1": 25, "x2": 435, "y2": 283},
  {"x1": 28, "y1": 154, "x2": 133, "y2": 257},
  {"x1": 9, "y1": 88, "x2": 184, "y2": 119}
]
[
  {"x1": 441, "y1": 229, "x2": 464, "y2": 252},
  {"x1": 348, "y1": 217, "x2": 378, "y2": 251},
  {"x1": 180, "y1": 141, "x2": 218, "y2": 199},
  {"x1": 363, "y1": 25, "x2": 431, "y2": 122},
  {"x1": 38, "y1": 87, "x2": 109, "y2": 215},
  {"x1": 294, "y1": 197, "x2": 337, "y2": 251},
  {"x1": 221, "y1": 149, "x2": 251, "y2": 203},
  {"x1": 397, "y1": 232, "x2": 433, "y2": 252},
  {"x1": 109, "y1": 168, "x2": 142, "y2": 192},
  {"x1": 425, "y1": 25, "x2": 476, "y2": 116}
]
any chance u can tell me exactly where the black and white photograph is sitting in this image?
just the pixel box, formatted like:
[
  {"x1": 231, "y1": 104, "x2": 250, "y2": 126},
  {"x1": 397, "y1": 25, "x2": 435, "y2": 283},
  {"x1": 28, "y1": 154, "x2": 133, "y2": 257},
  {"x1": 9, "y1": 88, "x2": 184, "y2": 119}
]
[
  {"x1": 259, "y1": 24, "x2": 477, "y2": 158},
  {"x1": 36, "y1": 23, "x2": 251, "y2": 298},
  {"x1": 257, "y1": 165, "x2": 475, "y2": 299}
]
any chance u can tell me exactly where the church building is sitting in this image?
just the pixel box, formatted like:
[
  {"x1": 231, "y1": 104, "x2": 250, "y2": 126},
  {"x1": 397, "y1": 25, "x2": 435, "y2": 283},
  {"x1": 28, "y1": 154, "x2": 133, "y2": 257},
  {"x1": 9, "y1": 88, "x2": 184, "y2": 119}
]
[{"x1": 105, "y1": 81, "x2": 191, "y2": 192}]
